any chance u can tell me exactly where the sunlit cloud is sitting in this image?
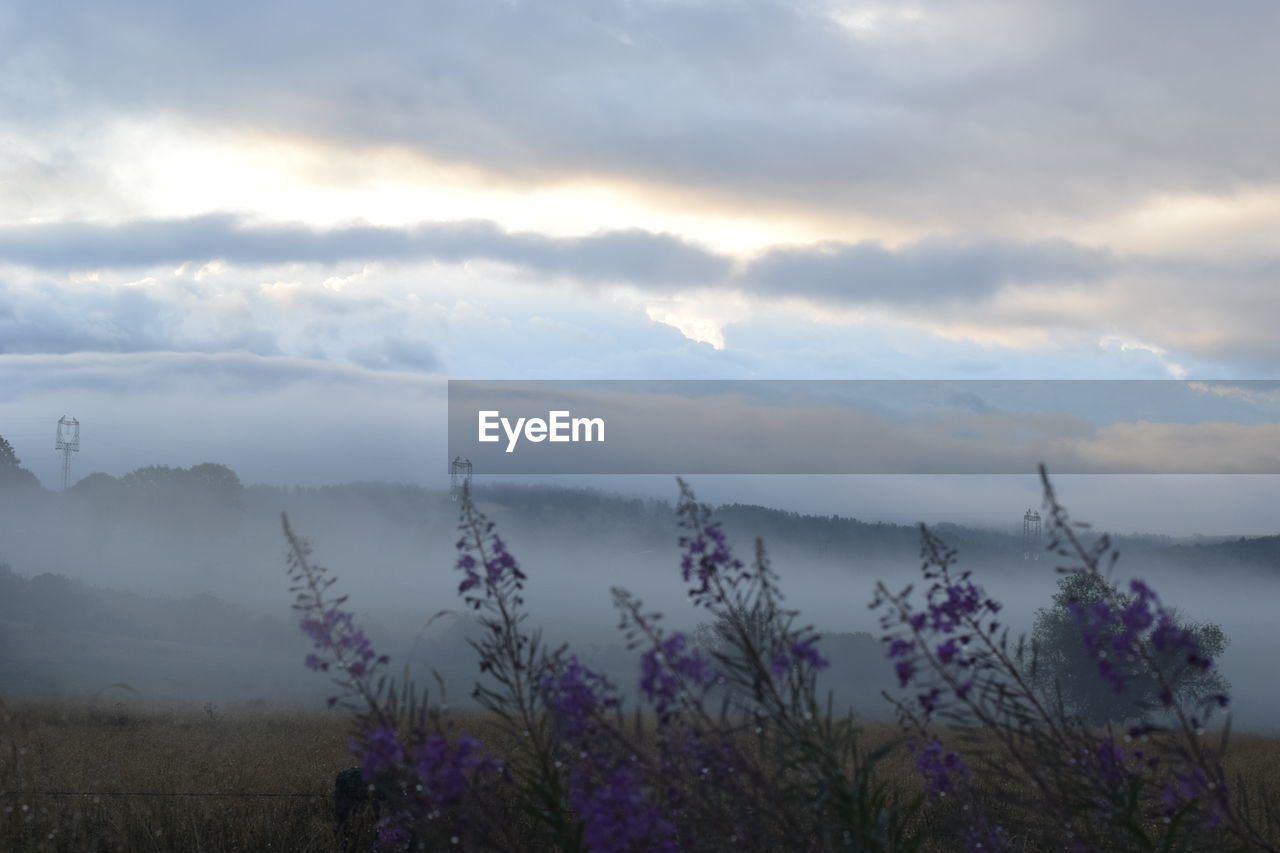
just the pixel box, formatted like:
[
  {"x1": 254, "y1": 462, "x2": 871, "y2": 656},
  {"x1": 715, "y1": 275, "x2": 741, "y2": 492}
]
[{"x1": 3, "y1": 0, "x2": 1280, "y2": 387}]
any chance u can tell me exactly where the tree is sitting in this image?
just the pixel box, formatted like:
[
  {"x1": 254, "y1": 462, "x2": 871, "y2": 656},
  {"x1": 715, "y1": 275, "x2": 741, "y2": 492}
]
[
  {"x1": 0, "y1": 435, "x2": 20, "y2": 469},
  {"x1": 1031, "y1": 571, "x2": 1228, "y2": 724},
  {"x1": 120, "y1": 463, "x2": 241, "y2": 506},
  {"x1": 0, "y1": 434, "x2": 40, "y2": 492},
  {"x1": 117, "y1": 462, "x2": 242, "y2": 531},
  {"x1": 69, "y1": 472, "x2": 123, "y2": 498},
  {"x1": 185, "y1": 462, "x2": 243, "y2": 511}
]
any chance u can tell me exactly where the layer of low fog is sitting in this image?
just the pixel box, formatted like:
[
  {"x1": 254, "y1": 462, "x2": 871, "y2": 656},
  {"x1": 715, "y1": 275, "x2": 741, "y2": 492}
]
[{"x1": 1, "y1": 468, "x2": 1278, "y2": 732}]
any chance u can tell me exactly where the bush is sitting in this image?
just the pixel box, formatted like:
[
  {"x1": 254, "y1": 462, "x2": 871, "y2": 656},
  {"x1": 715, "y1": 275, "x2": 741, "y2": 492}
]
[{"x1": 1031, "y1": 570, "x2": 1229, "y2": 724}]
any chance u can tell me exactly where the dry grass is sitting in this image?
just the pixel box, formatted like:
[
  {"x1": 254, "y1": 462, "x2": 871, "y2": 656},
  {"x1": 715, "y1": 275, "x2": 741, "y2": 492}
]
[
  {"x1": 0, "y1": 697, "x2": 353, "y2": 852},
  {"x1": 3, "y1": 697, "x2": 1279, "y2": 851}
]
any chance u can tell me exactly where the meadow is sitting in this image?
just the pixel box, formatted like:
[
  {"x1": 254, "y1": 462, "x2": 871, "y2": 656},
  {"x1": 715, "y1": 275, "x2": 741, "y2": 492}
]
[
  {"x1": 3, "y1": 700, "x2": 1280, "y2": 852},
  {"x1": 5, "y1": 472, "x2": 1280, "y2": 851},
  {"x1": 0, "y1": 700, "x2": 350, "y2": 851}
]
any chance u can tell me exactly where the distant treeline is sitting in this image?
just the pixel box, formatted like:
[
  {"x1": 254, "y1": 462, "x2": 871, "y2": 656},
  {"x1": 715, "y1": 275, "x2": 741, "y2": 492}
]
[
  {"x1": 3, "y1": 423, "x2": 1278, "y2": 579},
  {"x1": 0, "y1": 561, "x2": 293, "y2": 649}
]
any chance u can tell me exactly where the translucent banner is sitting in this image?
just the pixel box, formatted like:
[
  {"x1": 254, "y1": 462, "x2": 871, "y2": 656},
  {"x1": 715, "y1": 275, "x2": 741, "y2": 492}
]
[{"x1": 447, "y1": 380, "x2": 1280, "y2": 474}]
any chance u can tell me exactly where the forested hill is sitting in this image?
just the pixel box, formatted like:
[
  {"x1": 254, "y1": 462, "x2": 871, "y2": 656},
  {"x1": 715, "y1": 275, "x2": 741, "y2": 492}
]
[
  {"x1": 1164, "y1": 534, "x2": 1280, "y2": 571},
  {"x1": 3, "y1": 466, "x2": 1272, "y2": 576},
  {"x1": 454, "y1": 483, "x2": 1266, "y2": 572}
]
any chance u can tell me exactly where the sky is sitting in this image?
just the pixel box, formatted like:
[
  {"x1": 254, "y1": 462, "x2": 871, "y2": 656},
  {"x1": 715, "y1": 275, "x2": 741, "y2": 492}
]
[{"x1": 3, "y1": 0, "x2": 1280, "y2": 532}]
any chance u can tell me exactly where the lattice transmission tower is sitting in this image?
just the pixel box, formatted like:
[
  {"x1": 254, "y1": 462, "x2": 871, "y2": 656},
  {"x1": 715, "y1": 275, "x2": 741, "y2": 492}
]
[
  {"x1": 450, "y1": 456, "x2": 473, "y2": 501},
  {"x1": 1022, "y1": 508, "x2": 1042, "y2": 560},
  {"x1": 56, "y1": 416, "x2": 80, "y2": 490}
]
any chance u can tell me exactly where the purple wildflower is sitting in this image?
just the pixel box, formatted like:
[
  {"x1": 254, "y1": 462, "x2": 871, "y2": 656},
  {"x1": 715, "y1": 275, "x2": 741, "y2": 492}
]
[
  {"x1": 639, "y1": 632, "x2": 715, "y2": 719},
  {"x1": 413, "y1": 734, "x2": 499, "y2": 812},
  {"x1": 357, "y1": 730, "x2": 501, "y2": 849},
  {"x1": 1068, "y1": 598, "x2": 1129, "y2": 693},
  {"x1": 455, "y1": 506, "x2": 527, "y2": 610},
  {"x1": 1160, "y1": 766, "x2": 1230, "y2": 828},
  {"x1": 1067, "y1": 573, "x2": 1218, "y2": 699},
  {"x1": 935, "y1": 637, "x2": 961, "y2": 665},
  {"x1": 790, "y1": 637, "x2": 829, "y2": 671},
  {"x1": 914, "y1": 739, "x2": 970, "y2": 800},
  {"x1": 374, "y1": 819, "x2": 411, "y2": 850},
  {"x1": 542, "y1": 657, "x2": 619, "y2": 740},
  {"x1": 1091, "y1": 737, "x2": 1127, "y2": 788},
  {"x1": 1150, "y1": 615, "x2": 1211, "y2": 672},
  {"x1": 768, "y1": 636, "x2": 830, "y2": 676},
  {"x1": 572, "y1": 766, "x2": 679, "y2": 853},
  {"x1": 895, "y1": 659, "x2": 917, "y2": 689},
  {"x1": 286, "y1": 518, "x2": 389, "y2": 691},
  {"x1": 359, "y1": 726, "x2": 405, "y2": 781},
  {"x1": 926, "y1": 581, "x2": 987, "y2": 633},
  {"x1": 916, "y1": 687, "x2": 943, "y2": 716},
  {"x1": 887, "y1": 638, "x2": 913, "y2": 659},
  {"x1": 676, "y1": 487, "x2": 747, "y2": 607}
]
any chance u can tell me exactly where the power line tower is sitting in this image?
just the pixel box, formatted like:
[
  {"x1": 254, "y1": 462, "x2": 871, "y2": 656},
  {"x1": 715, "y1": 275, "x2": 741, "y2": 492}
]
[
  {"x1": 1022, "y1": 508, "x2": 1042, "y2": 560},
  {"x1": 449, "y1": 456, "x2": 473, "y2": 501},
  {"x1": 56, "y1": 416, "x2": 80, "y2": 490}
]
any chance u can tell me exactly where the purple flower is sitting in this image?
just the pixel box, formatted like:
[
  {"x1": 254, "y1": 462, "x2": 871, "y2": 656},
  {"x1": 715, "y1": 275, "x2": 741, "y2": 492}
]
[
  {"x1": 359, "y1": 726, "x2": 405, "y2": 780},
  {"x1": 895, "y1": 659, "x2": 918, "y2": 689},
  {"x1": 1150, "y1": 615, "x2": 1211, "y2": 672},
  {"x1": 935, "y1": 638, "x2": 961, "y2": 665},
  {"x1": 412, "y1": 734, "x2": 499, "y2": 812},
  {"x1": 374, "y1": 819, "x2": 411, "y2": 850},
  {"x1": 353, "y1": 730, "x2": 500, "y2": 851},
  {"x1": 887, "y1": 638, "x2": 913, "y2": 659},
  {"x1": 914, "y1": 739, "x2": 969, "y2": 800},
  {"x1": 297, "y1": 606, "x2": 388, "y2": 687},
  {"x1": 1160, "y1": 766, "x2": 1230, "y2": 827},
  {"x1": 1067, "y1": 574, "x2": 1219, "y2": 698},
  {"x1": 572, "y1": 766, "x2": 678, "y2": 853},
  {"x1": 925, "y1": 581, "x2": 993, "y2": 634},
  {"x1": 1068, "y1": 598, "x2": 1129, "y2": 693},
  {"x1": 455, "y1": 507, "x2": 528, "y2": 610},
  {"x1": 542, "y1": 657, "x2": 619, "y2": 740},
  {"x1": 676, "y1": 488, "x2": 747, "y2": 607},
  {"x1": 769, "y1": 637, "x2": 830, "y2": 676},
  {"x1": 790, "y1": 637, "x2": 829, "y2": 671},
  {"x1": 916, "y1": 687, "x2": 943, "y2": 716},
  {"x1": 639, "y1": 632, "x2": 715, "y2": 719},
  {"x1": 1091, "y1": 737, "x2": 1127, "y2": 788}
]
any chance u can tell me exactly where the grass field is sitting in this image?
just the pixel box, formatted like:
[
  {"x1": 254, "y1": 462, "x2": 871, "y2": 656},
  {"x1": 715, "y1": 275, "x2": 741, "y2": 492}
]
[
  {"x1": 3, "y1": 698, "x2": 1280, "y2": 851},
  {"x1": 0, "y1": 699, "x2": 352, "y2": 852}
]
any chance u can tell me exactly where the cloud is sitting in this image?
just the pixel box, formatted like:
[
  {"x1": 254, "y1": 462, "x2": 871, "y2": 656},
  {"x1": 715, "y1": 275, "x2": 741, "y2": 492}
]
[
  {"x1": 0, "y1": 350, "x2": 423, "y2": 401},
  {"x1": 5, "y1": 0, "x2": 1280, "y2": 378},
  {"x1": 8, "y1": 0, "x2": 1280, "y2": 226},
  {"x1": 0, "y1": 273, "x2": 281, "y2": 358},
  {"x1": 741, "y1": 237, "x2": 1111, "y2": 303},
  {"x1": 0, "y1": 215, "x2": 1116, "y2": 303},
  {"x1": 6, "y1": 214, "x2": 1280, "y2": 374},
  {"x1": 0, "y1": 258, "x2": 748, "y2": 377},
  {"x1": 0, "y1": 215, "x2": 729, "y2": 285}
]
